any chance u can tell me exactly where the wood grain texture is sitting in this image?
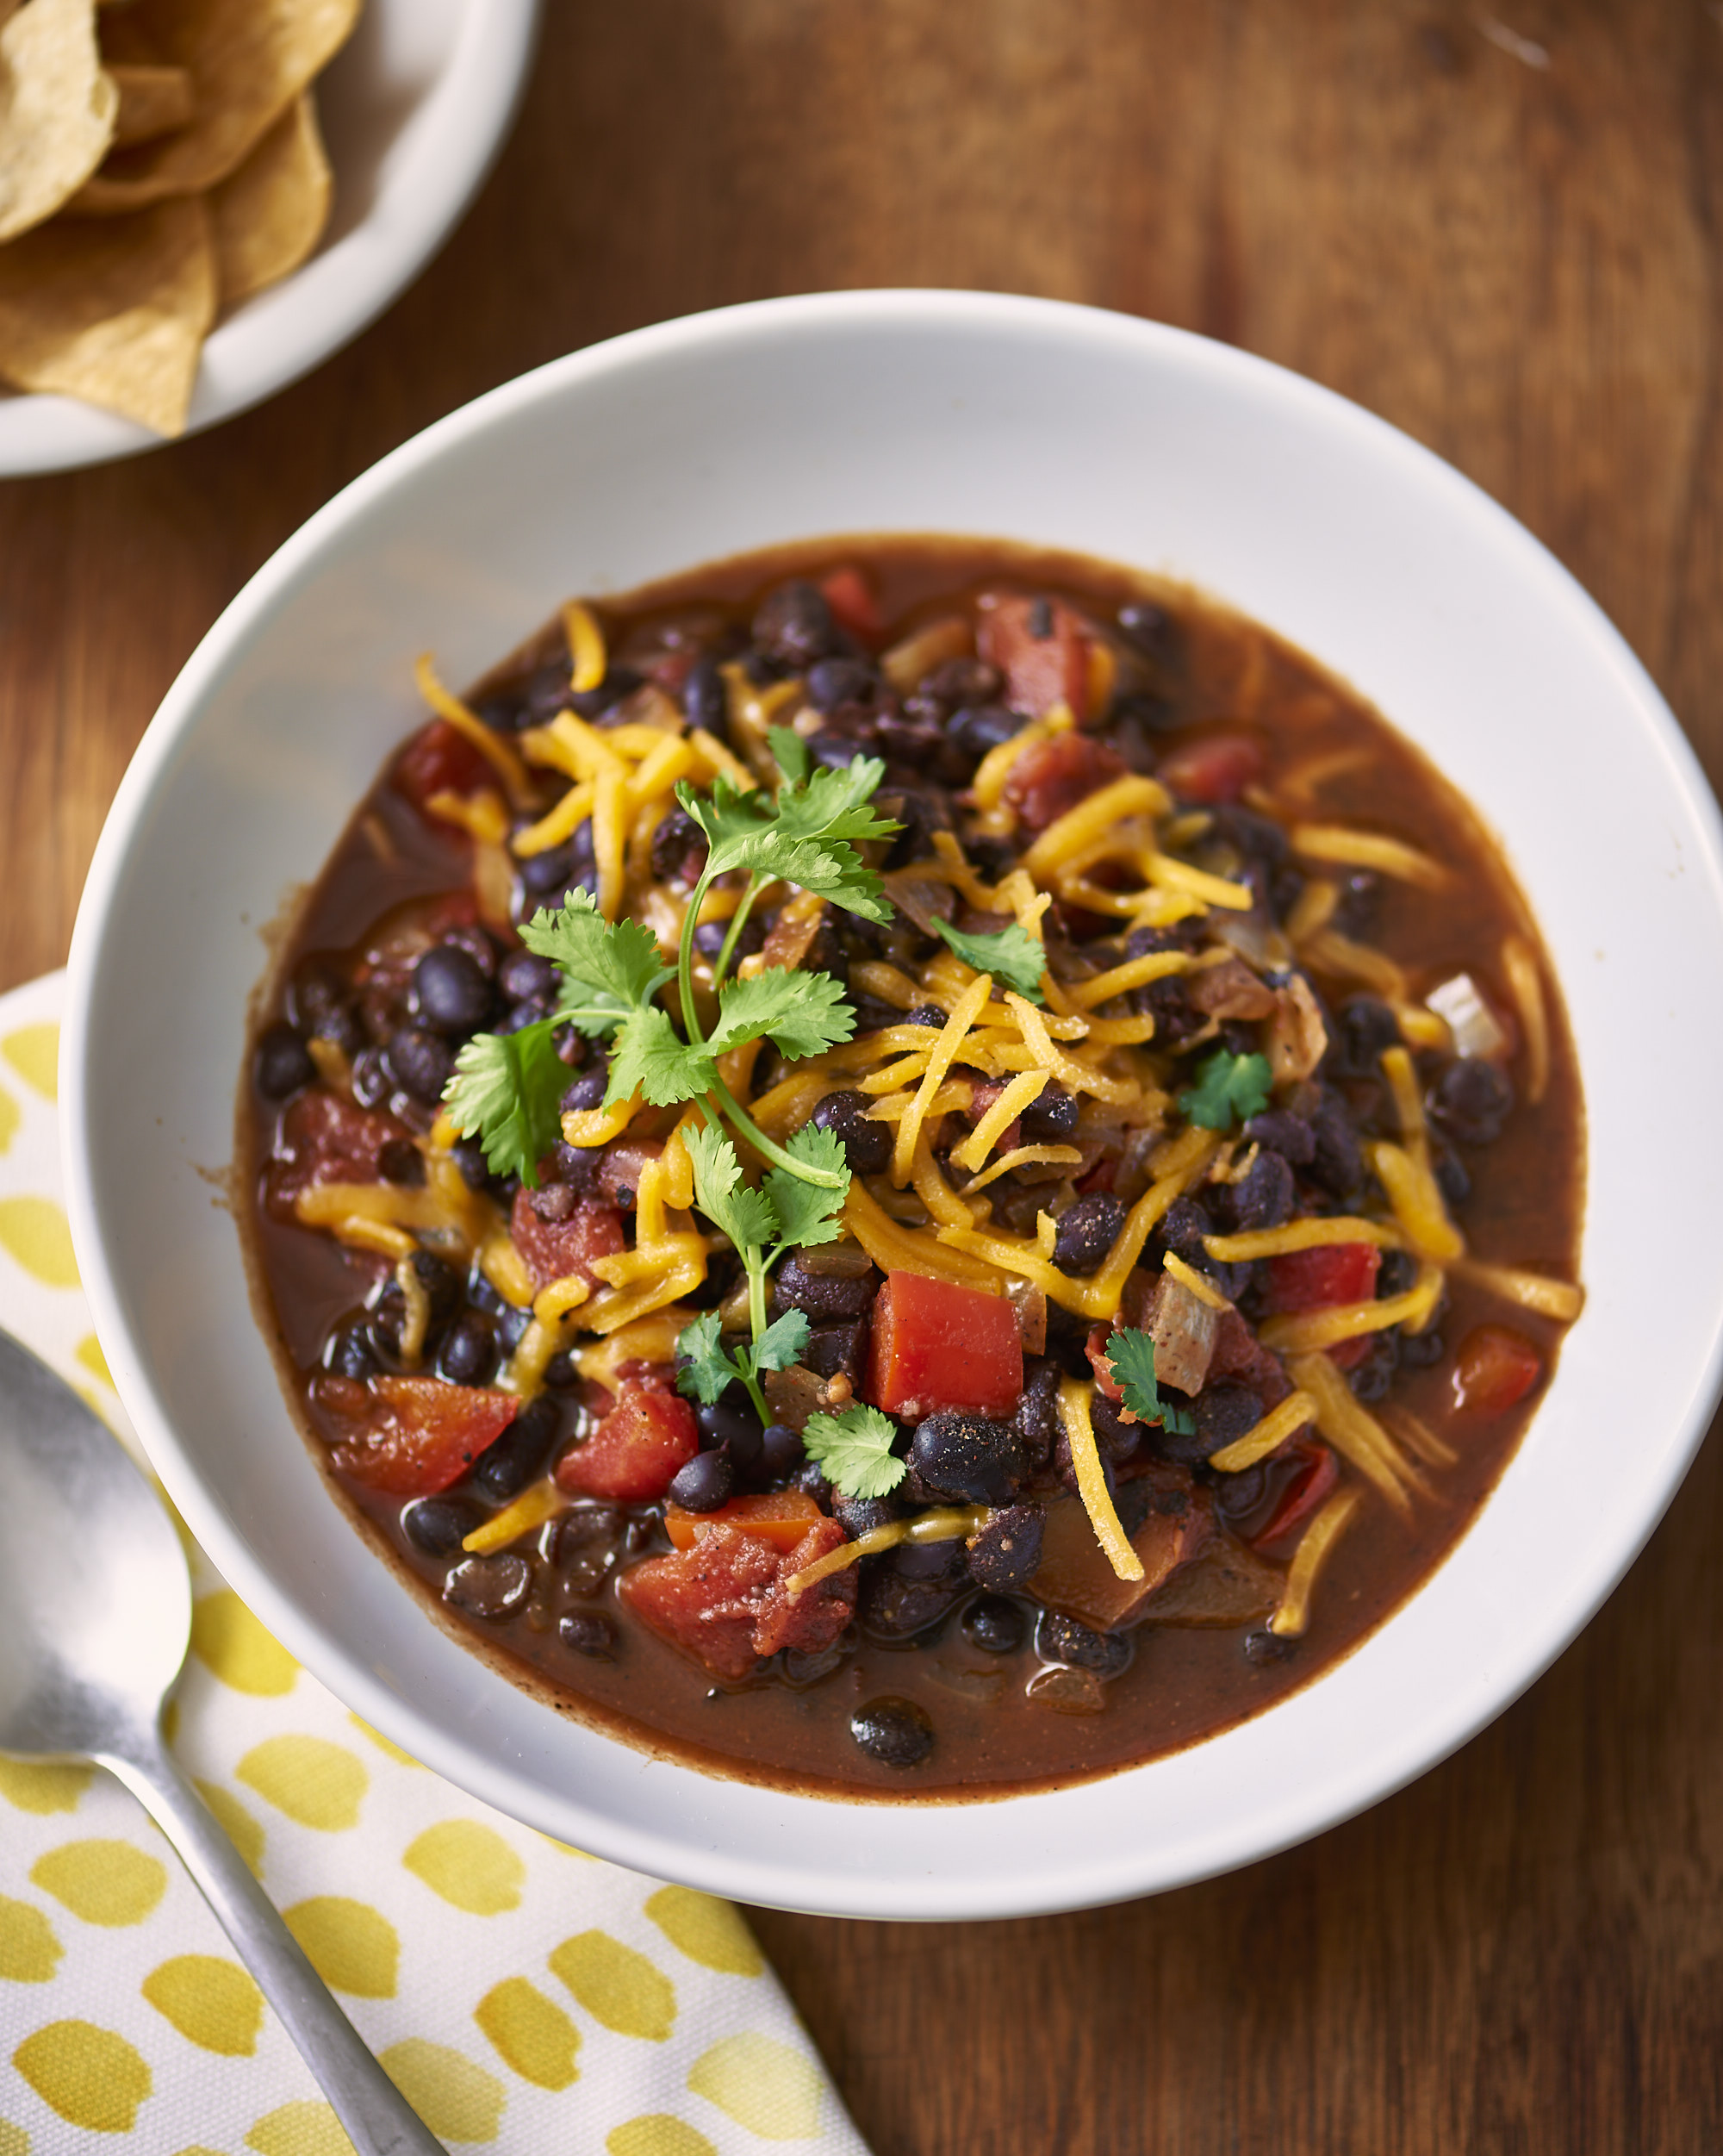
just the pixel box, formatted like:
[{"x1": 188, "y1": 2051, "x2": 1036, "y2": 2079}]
[{"x1": 5, "y1": 2, "x2": 1721, "y2": 2147}]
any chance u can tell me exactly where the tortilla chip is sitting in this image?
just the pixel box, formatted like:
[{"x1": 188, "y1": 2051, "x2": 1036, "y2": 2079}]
[
  {"x1": 211, "y1": 89, "x2": 328, "y2": 310},
  {"x1": 109, "y1": 59, "x2": 191, "y2": 145},
  {"x1": 72, "y1": 0, "x2": 358, "y2": 212},
  {"x1": 0, "y1": 0, "x2": 119, "y2": 242},
  {"x1": 0, "y1": 191, "x2": 213, "y2": 431}
]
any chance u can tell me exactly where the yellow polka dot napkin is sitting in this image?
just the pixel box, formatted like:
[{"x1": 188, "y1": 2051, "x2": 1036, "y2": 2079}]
[{"x1": 0, "y1": 972, "x2": 870, "y2": 2156}]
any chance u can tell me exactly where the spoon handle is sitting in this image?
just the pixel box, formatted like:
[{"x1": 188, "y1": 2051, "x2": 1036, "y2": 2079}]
[{"x1": 102, "y1": 1721, "x2": 445, "y2": 2156}]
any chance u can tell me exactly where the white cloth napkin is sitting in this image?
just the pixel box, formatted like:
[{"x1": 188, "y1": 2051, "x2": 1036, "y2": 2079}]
[{"x1": 0, "y1": 970, "x2": 869, "y2": 2156}]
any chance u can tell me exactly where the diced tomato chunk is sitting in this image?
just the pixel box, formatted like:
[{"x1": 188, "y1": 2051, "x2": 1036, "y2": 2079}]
[
  {"x1": 621, "y1": 1516, "x2": 858, "y2": 1679},
  {"x1": 978, "y1": 595, "x2": 1092, "y2": 720},
  {"x1": 320, "y1": 1374, "x2": 518, "y2": 1497},
  {"x1": 1002, "y1": 731, "x2": 1126, "y2": 834},
  {"x1": 393, "y1": 719, "x2": 491, "y2": 807},
  {"x1": 1157, "y1": 732, "x2": 1265, "y2": 805},
  {"x1": 1205, "y1": 1306, "x2": 1292, "y2": 1411},
  {"x1": 556, "y1": 1377, "x2": 698, "y2": 1501},
  {"x1": 867, "y1": 1271, "x2": 1022, "y2": 1418},
  {"x1": 664, "y1": 1491, "x2": 823, "y2": 1553},
  {"x1": 620, "y1": 1525, "x2": 781, "y2": 1680},
  {"x1": 1250, "y1": 1438, "x2": 1339, "y2": 1548},
  {"x1": 753, "y1": 1518, "x2": 856, "y2": 1659},
  {"x1": 510, "y1": 1189, "x2": 625, "y2": 1292},
  {"x1": 819, "y1": 566, "x2": 884, "y2": 642},
  {"x1": 1452, "y1": 1325, "x2": 1542, "y2": 1414},
  {"x1": 1266, "y1": 1242, "x2": 1381, "y2": 1314},
  {"x1": 264, "y1": 1087, "x2": 408, "y2": 1218}
]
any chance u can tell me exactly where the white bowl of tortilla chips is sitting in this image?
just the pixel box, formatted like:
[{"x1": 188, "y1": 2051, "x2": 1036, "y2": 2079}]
[{"x1": 0, "y1": 0, "x2": 538, "y2": 473}]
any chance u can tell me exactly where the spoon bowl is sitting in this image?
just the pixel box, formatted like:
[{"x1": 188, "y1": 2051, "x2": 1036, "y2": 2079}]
[{"x1": 0, "y1": 1328, "x2": 444, "y2": 2156}]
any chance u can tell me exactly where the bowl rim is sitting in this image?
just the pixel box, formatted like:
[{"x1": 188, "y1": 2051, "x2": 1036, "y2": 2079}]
[
  {"x1": 0, "y1": 0, "x2": 541, "y2": 477},
  {"x1": 62, "y1": 288, "x2": 1723, "y2": 1917}
]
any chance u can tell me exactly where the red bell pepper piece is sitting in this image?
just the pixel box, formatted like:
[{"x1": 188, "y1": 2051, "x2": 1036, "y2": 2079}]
[
  {"x1": 393, "y1": 720, "x2": 492, "y2": 807},
  {"x1": 1266, "y1": 1242, "x2": 1381, "y2": 1314},
  {"x1": 555, "y1": 1376, "x2": 698, "y2": 1501},
  {"x1": 1157, "y1": 733, "x2": 1265, "y2": 806},
  {"x1": 664, "y1": 1491, "x2": 823, "y2": 1554},
  {"x1": 1452, "y1": 1325, "x2": 1543, "y2": 1414},
  {"x1": 978, "y1": 595, "x2": 1092, "y2": 720},
  {"x1": 866, "y1": 1271, "x2": 1023, "y2": 1419},
  {"x1": 819, "y1": 566, "x2": 884, "y2": 643},
  {"x1": 1249, "y1": 1438, "x2": 1339, "y2": 1549},
  {"x1": 324, "y1": 1375, "x2": 519, "y2": 1498}
]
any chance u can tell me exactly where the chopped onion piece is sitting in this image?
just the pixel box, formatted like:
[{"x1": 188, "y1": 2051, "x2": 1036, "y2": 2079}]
[{"x1": 1425, "y1": 972, "x2": 1506, "y2": 1061}]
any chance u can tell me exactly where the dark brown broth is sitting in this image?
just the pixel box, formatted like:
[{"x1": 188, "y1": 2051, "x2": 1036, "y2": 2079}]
[{"x1": 243, "y1": 536, "x2": 1584, "y2": 1800}]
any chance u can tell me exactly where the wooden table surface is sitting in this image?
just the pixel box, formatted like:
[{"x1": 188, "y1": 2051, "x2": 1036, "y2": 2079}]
[{"x1": 6, "y1": 3, "x2": 1722, "y2": 2147}]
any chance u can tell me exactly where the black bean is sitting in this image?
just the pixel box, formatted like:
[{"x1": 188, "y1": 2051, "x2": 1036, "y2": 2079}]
[
  {"x1": 1307, "y1": 1088, "x2": 1365, "y2": 1201},
  {"x1": 383, "y1": 1026, "x2": 453, "y2": 1104},
  {"x1": 1210, "y1": 1461, "x2": 1269, "y2": 1530},
  {"x1": 650, "y1": 807, "x2": 707, "y2": 884},
  {"x1": 562, "y1": 1067, "x2": 608, "y2": 1113},
  {"x1": 412, "y1": 944, "x2": 492, "y2": 1036},
  {"x1": 401, "y1": 1495, "x2": 482, "y2": 1556},
  {"x1": 444, "y1": 1554, "x2": 532, "y2": 1619},
  {"x1": 326, "y1": 1321, "x2": 376, "y2": 1380},
  {"x1": 861, "y1": 1559, "x2": 962, "y2": 1639},
  {"x1": 470, "y1": 1397, "x2": 562, "y2": 1504},
  {"x1": 493, "y1": 950, "x2": 553, "y2": 1005},
  {"x1": 773, "y1": 1252, "x2": 880, "y2": 1321},
  {"x1": 494, "y1": 999, "x2": 550, "y2": 1037},
  {"x1": 437, "y1": 1310, "x2": 497, "y2": 1387},
  {"x1": 1333, "y1": 871, "x2": 1379, "y2": 939},
  {"x1": 966, "y1": 1505, "x2": 1045, "y2": 1592},
  {"x1": 850, "y1": 1696, "x2": 934, "y2": 1767},
  {"x1": 560, "y1": 1611, "x2": 617, "y2": 1659},
  {"x1": 1399, "y1": 1326, "x2": 1446, "y2": 1369},
  {"x1": 1333, "y1": 995, "x2": 1400, "y2": 1075},
  {"x1": 682, "y1": 652, "x2": 728, "y2": 736},
  {"x1": 1019, "y1": 1081, "x2": 1079, "y2": 1143},
  {"x1": 1242, "y1": 1108, "x2": 1316, "y2": 1165},
  {"x1": 377, "y1": 1137, "x2": 425, "y2": 1187},
  {"x1": 1347, "y1": 1331, "x2": 1400, "y2": 1402},
  {"x1": 834, "y1": 1492, "x2": 904, "y2": 1539},
  {"x1": 696, "y1": 1399, "x2": 764, "y2": 1454},
  {"x1": 904, "y1": 1004, "x2": 947, "y2": 1027},
  {"x1": 668, "y1": 1449, "x2": 733, "y2": 1511},
  {"x1": 1014, "y1": 1360, "x2": 1063, "y2": 1474},
  {"x1": 963, "y1": 1595, "x2": 1027, "y2": 1654},
  {"x1": 759, "y1": 1422, "x2": 805, "y2": 1480},
  {"x1": 1053, "y1": 1192, "x2": 1125, "y2": 1274},
  {"x1": 451, "y1": 1137, "x2": 492, "y2": 1190},
  {"x1": 802, "y1": 1319, "x2": 868, "y2": 1381},
  {"x1": 1434, "y1": 1143, "x2": 1471, "y2": 1207},
  {"x1": 808, "y1": 730, "x2": 867, "y2": 770},
  {"x1": 543, "y1": 1349, "x2": 582, "y2": 1389},
  {"x1": 1117, "y1": 601, "x2": 1173, "y2": 658},
  {"x1": 1244, "y1": 1628, "x2": 1298, "y2": 1666},
  {"x1": 793, "y1": 1460, "x2": 836, "y2": 1507},
  {"x1": 255, "y1": 1022, "x2": 315, "y2": 1100},
  {"x1": 949, "y1": 704, "x2": 1023, "y2": 760},
  {"x1": 752, "y1": 581, "x2": 836, "y2": 668},
  {"x1": 1037, "y1": 1610, "x2": 1131, "y2": 1678},
  {"x1": 1428, "y1": 1056, "x2": 1515, "y2": 1147},
  {"x1": 807, "y1": 657, "x2": 879, "y2": 711},
  {"x1": 519, "y1": 837, "x2": 582, "y2": 897},
  {"x1": 1194, "y1": 1382, "x2": 1262, "y2": 1453},
  {"x1": 553, "y1": 1504, "x2": 625, "y2": 1566},
  {"x1": 1378, "y1": 1248, "x2": 1417, "y2": 1298},
  {"x1": 909, "y1": 1413, "x2": 1027, "y2": 1506},
  {"x1": 1228, "y1": 1148, "x2": 1294, "y2": 1232},
  {"x1": 569, "y1": 666, "x2": 641, "y2": 720}
]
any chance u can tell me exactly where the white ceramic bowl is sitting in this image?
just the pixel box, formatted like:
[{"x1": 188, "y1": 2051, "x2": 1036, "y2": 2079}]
[
  {"x1": 0, "y1": 0, "x2": 538, "y2": 477},
  {"x1": 64, "y1": 291, "x2": 1723, "y2": 1919}
]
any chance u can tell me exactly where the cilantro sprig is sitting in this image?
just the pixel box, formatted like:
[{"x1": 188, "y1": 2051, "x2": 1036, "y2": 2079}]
[
  {"x1": 443, "y1": 726, "x2": 900, "y2": 1190},
  {"x1": 802, "y1": 1404, "x2": 906, "y2": 1499},
  {"x1": 1178, "y1": 1048, "x2": 1272, "y2": 1131},
  {"x1": 931, "y1": 917, "x2": 1047, "y2": 1002},
  {"x1": 1104, "y1": 1330, "x2": 1197, "y2": 1437},
  {"x1": 675, "y1": 1120, "x2": 848, "y2": 1424}
]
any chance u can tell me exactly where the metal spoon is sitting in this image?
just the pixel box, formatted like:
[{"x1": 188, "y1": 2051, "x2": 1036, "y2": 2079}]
[{"x1": 0, "y1": 1328, "x2": 444, "y2": 2156}]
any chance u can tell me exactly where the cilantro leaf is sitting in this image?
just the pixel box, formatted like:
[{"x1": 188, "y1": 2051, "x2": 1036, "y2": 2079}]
[
  {"x1": 520, "y1": 894, "x2": 669, "y2": 1037},
  {"x1": 605, "y1": 1004, "x2": 711, "y2": 1108},
  {"x1": 1178, "y1": 1049, "x2": 1272, "y2": 1131},
  {"x1": 1104, "y1": 1329, "x2": 1197, "y2": 1436},
  {"x1": 675, "y1": 759, "x2": 900, "y2": 923},
  {"x1": 803, "y1": 1404, "x2": 907, "y2": 1499},
  {"x1": 444, "y1": 1019, "x2": 567, "y2": 1187},
  {"x1": 753, "y1": 1308, "x2": 812, "y2": 1373},
  {"x1": 674, "y1": 1310, "x2": 735, "y2": 1406},
  {"x1": 932, "y1": 917, "x2": 1047, "y2": 1002},
  {"x1": 683, "y1": 1121, "x2": 777, "y2": 1253},
  {"x1": 763, "y1": 1125, "x2": 851, "y2": 1249},
  {"x1": 768, "y1": 725, "x2": 810, "y2": 785},
  {"x1": 707, "y1": 967, "x2": 855, "y2": 1062}
]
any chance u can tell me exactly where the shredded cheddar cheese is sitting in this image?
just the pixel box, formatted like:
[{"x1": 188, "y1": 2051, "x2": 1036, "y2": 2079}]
[
  {"x1": 1271, "y1": 1486, "x2": 1362, "y2": 1636},
  {"x1": 1209, "y1": 1388, "x2": 1318, "y2": 1472},
  {"x1": 1060, "y1": 1376, "x2": 1143, "y2": 1583}
]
